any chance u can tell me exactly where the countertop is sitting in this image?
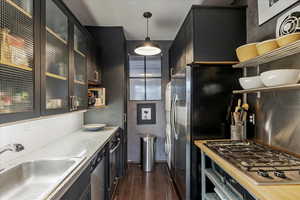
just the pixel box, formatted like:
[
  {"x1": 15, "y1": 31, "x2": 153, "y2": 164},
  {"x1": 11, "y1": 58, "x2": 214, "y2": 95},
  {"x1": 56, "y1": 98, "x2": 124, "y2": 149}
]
[
  {"x1": 2, "y1": 126, "x2": 119, "y2": 200},
  {"x1": 195, "y1": 140, "x2": 300, "y2": 200}
]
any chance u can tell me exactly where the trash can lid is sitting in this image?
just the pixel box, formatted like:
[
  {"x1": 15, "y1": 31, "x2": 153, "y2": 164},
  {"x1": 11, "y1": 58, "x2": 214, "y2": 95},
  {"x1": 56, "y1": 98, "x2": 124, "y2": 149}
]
[{"x1": 138, "y1": 133, "x2": 156, "y2": 138}]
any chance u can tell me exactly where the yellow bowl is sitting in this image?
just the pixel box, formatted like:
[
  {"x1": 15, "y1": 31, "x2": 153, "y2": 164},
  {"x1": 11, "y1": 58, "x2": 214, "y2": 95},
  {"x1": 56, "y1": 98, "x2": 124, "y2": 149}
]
[
  {"x1": 276, "y1": 33, "x2": 300, "y2": 47},
  {"x1": 236, "y1": 43, "x2": 259, "y2": 62},
  {"x1": 256, "y1": 39, "x2": 279, "y2": 55}
]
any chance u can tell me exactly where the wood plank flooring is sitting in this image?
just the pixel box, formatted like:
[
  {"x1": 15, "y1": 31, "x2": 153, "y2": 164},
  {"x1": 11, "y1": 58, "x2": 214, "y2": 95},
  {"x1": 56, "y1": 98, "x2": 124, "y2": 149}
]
[{"x1": 113, "y1": 163, "x2": 180, "y2": 200}]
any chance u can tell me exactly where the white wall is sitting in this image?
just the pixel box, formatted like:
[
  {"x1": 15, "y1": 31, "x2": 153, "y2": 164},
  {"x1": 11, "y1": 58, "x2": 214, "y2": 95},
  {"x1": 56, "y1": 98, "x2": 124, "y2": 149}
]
[{"x1": 0, "y1": 112, "x2": 83, "y2": 165}]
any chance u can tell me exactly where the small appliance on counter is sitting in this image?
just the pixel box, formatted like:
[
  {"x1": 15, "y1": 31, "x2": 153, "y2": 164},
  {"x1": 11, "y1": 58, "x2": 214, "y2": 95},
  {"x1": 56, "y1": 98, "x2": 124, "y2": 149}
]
[{"x1": 88, "y1": 88, "x2": 106, "y2": 108}]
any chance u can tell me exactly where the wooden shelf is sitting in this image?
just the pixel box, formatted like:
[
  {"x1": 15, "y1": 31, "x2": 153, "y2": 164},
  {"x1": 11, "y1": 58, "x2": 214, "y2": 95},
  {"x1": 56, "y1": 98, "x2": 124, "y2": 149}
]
[
  {"x1": 193, "y1": 61, "x2": 239, "y2": 65},
  {"x1": 74, "y1": 80, "x2": 85, "y2": 85},
  {"x1": 46, "y1": 72, "x2": 67, "y2": 80},
  {"x1": 5, "y1": 0, "x2": 32, "y2": 19},
  {"x1": 233, "y1": 84, "x2": 300, "y2": 94},
  {"x1": 1, "y1": 62, "x2": 32, "y2": 71},
  {"x1": 233, "y1": 40, "x2": 300, "y2": 68},
  {"x1": 74, "y1": 48, "x2": 86, "y2": 58},
  {"x1": 46, "y1": 27, "x2": 68, "y2": 45}
]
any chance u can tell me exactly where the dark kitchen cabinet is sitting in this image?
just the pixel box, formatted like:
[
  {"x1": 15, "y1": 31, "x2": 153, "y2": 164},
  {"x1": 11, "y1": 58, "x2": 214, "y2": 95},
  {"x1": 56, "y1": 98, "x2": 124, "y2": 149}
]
[
  {"x1": 72, "y1": 25, "x2": 88, "y2": 110},
  {"x1": 60, "y1": 166, "x2": 91, "y2": 200},
  {"x1": 0, "y1": 0, "x2": 97, "y2": 123},
  {"x1": 84, "y1": 27, "x2": 128, "y2": 178},
  {"x1": 41, "y1": 0, "x2": 70, "y2": 115},
  {"x1": 41, "y1": 0, "x2": 90, "y2": 116},
  {"x1": 88, "y1": 43, "x2": 102, "y2": 85},
  {"x1": 169, "y1": 5, "x2": 246, "y2": 74},
  {"x1": 0, "y1": 0, "x2": 41, "y2": 124}
]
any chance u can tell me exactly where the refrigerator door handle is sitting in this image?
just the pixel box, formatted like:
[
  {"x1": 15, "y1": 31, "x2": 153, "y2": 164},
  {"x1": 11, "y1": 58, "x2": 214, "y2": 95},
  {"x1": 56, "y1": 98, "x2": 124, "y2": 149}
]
[{"x1": 172, "y1": 95, "x2": 179, "y2": 140}]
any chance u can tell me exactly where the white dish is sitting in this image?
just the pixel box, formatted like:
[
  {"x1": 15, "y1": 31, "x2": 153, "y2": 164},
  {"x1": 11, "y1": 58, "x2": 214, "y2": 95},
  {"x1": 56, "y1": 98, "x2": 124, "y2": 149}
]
[
  {"x1": 239, "y1": 76, "x2": 264, "y2": 89},
  {"x1": 83, "y1": 124, "x2": 106, "y2": 131},
  {"x1": 260, "y1": 69, "x2": 300, "y2": 87}
]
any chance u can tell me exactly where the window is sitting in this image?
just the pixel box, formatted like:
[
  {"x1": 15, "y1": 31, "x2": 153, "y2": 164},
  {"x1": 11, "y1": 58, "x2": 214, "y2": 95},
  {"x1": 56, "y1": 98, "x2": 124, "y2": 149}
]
[{"x1": 129, "y1": 55, "x2": 162, "y2": 101}]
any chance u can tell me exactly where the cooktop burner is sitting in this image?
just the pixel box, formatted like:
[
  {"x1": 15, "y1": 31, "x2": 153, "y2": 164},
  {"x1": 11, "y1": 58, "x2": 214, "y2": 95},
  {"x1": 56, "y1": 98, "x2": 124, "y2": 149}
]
[{"x1": 205, "y1": 141, "x2": 300, "y2": 185}]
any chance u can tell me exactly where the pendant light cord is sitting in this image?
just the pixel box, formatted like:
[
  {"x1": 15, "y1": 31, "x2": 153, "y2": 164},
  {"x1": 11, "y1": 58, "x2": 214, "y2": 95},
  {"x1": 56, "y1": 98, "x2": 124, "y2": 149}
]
[{"x1": 146, "y1": 18, "x2": 149, "y2": 38}]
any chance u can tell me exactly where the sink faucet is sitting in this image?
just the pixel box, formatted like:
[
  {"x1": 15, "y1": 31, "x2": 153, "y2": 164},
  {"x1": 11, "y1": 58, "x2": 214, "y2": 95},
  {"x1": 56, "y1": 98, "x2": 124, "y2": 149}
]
[{"x1": 0, "y1": 144, "x2": 24, "y2": 155}]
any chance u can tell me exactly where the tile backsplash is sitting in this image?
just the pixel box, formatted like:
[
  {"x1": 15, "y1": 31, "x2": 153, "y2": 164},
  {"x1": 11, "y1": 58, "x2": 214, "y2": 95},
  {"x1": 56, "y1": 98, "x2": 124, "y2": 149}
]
[{"x1": 0, "y1": 111, "x2": 83, "y2": 165}]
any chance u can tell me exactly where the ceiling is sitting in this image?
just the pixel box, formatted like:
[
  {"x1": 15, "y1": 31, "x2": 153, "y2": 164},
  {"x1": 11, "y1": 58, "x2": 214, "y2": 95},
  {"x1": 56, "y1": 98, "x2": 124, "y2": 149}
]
[{"x1": 62, "y1": 0, "x2": 206, "y2": 40}]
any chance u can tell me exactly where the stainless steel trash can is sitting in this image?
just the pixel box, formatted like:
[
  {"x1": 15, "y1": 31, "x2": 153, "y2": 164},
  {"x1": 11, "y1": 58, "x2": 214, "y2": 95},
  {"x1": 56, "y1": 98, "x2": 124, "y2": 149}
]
[{"x1": 140, "y1": 134, "x2": 156, "y2": 172}]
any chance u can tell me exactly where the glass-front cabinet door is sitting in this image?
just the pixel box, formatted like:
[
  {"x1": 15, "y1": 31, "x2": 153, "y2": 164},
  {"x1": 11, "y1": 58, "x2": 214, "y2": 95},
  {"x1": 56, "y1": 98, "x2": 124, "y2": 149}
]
[
  {"x1": 42, "y1": 0, "x2": 69, "y2": 115},
  {"x1": 0, "y1": 0, "x2": 40, "y2": 123},
  {"x1": 72, "y1": 25, "x2": 87, "y2": 110}
]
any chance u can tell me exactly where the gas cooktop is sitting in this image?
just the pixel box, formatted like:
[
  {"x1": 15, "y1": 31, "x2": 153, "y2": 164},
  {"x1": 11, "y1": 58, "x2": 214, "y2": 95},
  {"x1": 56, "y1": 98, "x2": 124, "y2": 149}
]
[{"x1": 205, "y1": 140, "x2": 300, "y2": 185}]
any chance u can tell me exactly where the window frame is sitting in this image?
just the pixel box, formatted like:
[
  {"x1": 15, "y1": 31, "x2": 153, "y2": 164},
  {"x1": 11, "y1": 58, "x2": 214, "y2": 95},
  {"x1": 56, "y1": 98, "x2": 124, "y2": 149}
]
[{"x1": 128, "y1": 55, "x2": 162, "y2": 101}]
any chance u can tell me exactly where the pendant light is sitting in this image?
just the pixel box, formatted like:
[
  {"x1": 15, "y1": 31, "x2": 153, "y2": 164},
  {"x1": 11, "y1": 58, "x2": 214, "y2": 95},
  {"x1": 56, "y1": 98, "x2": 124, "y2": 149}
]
[{"x1": 134, "y1": 12, "x2": 161, "y2": 56}]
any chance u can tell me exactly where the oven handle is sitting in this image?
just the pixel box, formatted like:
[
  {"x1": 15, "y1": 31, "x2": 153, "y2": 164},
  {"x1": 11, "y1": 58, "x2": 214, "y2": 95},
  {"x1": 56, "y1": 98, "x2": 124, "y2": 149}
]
[{"x1": 110, "y1": 138, "x2": 121, "y2": 154}]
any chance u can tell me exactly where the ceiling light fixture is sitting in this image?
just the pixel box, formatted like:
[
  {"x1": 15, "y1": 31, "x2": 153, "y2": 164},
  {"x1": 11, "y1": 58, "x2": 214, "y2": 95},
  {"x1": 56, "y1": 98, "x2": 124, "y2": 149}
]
[{"x1": 134, "y1": 12, "x2": 161, "y2": 56}]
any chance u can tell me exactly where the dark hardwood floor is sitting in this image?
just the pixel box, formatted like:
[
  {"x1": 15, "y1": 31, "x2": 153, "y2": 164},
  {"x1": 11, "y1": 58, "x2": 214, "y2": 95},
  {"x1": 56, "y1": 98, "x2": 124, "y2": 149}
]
[{"x1": 113, "y1": 163, "x2": 180, "y2": 200}]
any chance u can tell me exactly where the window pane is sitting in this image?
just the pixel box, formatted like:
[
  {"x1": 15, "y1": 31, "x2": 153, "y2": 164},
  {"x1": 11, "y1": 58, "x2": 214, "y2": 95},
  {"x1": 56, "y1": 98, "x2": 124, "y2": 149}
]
[
  {"x1": 146, "y1": 56, "x2": 161, "y2": 77},
  {"x1": 146, "y1": 79, "x2": 161, "y2": 100},
  {"x1": 129, "y1": 56, "x2": 144, "y2": 77},
  {"x1": 130, "y1": 79, "x2": 145, "y2": 100}
]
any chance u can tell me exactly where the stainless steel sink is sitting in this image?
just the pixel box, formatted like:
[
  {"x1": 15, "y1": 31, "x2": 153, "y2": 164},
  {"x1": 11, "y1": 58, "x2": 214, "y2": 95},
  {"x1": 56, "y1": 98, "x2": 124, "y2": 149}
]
[{"x1": 0, "y1": 158, "x2": 84, "y2": 200}]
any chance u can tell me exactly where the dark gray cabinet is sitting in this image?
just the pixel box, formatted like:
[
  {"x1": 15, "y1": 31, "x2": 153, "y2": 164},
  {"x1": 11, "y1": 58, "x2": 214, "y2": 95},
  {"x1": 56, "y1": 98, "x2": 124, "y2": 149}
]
[
  {"x1": 60, "y1": 167, "x2": 91, "y2": 200},
  {"x1": 0, "y1": 0, "x2": 96, "y2": 124},
  {"x1": 0, "y1": 0, "x2": 41, "y2": 124},
  {"x1": 88, "y1": 43, "x2": 102, "y2": 85},
  {"x1": 41, "y1": 0, "x2": 90, "y2": 115},
  {"x1": 169, "y1": 5, "x2": 246, "y2": 73}
]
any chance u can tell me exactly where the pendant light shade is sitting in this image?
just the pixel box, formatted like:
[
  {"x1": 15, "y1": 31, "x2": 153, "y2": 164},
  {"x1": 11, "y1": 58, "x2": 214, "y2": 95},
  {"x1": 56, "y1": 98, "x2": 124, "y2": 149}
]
[{"x1": 134, "y1": 12, "x2": 161, "y2": 56}]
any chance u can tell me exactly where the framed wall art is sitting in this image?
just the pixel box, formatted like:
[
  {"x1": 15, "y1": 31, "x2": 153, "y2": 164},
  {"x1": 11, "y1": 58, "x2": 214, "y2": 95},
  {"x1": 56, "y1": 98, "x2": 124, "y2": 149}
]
[
  {"x1": 258, "y1": 0, "x2": 299, "y2": 25},
  {"x1": 137, "y1": 103, "x2": 156, "y2": 125}
]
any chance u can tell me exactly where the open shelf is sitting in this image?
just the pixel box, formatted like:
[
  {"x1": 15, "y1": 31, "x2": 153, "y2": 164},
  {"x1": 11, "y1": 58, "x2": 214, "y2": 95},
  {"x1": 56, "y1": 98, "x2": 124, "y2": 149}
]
[
  {"x1": 233, "y1": 83, "x2": 300, "y2": 94},
  {"x1": 46, "y1": 26, "x2": 68, "y2": 45},
  {"x1": 233, "y1": 40, "x2": 300, "y2": 68},
  {"x1": 46, "y1": 72, "x2": 67, "y2": 80},
  {"x1": 5, "y1": 0, "x2": 32, "y2": 19},
  {"x1": 74, "y1": 48, "x2": 86, "y2": 58},
  {"x1": 0, "y1": 62, "x2": 33, "y2": 71},
  {"x1": 74, "y1": 80, "x2": 85, "y2": 85},
  {"x1": 205, "y1": 193, "x2": 221, "y2": 200},
  {"x1": 205, "y1": 169, "x2": 240, "y2": 200}
]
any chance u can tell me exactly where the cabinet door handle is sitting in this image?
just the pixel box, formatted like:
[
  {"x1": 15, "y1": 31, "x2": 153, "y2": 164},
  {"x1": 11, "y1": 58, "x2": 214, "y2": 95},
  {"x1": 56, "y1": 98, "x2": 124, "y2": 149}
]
[
  {"x1": 70, "y1": 96, "x2": 73, "y2": 111},
  {"x1": 94, "y1": 71, "x2": 99, "y2": 81}
]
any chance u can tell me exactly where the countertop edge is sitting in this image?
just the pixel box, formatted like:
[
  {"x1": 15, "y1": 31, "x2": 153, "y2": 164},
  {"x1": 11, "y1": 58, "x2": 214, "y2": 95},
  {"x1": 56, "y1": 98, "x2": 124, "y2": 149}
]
[
  {"x1": 194, "y1": 140, "x2": 300, "y2": 200},
  {"x1": 48, "y1": 127, "x2": 119, "y2": 200}
]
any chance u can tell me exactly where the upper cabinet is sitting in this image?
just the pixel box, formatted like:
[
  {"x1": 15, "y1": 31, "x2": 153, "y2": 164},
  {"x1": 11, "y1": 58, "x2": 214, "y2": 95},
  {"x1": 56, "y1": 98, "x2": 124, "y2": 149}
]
[
  {"x1": 72, "y1": 25, "x2": 88, "y2": 110},
  {"x1": 41, "y1": 0, "x2": 90, "y2": 115},
  {"x1": 169, "y1": 6, "x2": 246, "y2": 73},
  {"x1": 0, "y1": 0, "x2": 94, "y2": 123},
  {"x1": 0, "y1": 0, "x2": 40, "y2": 123},
  {"x1": 42, "y1": 0, "x2": 70, "y2": 115},
  {"x1": 88, "y1": 44, "x2": 102, "y2": 85}
]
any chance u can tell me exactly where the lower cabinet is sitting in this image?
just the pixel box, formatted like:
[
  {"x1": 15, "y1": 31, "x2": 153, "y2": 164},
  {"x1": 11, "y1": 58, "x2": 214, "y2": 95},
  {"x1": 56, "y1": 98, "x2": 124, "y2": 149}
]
[
  {"x1": 60, "y1": 167, "x2": 91, "y2": 200},
  {"x1": 60, "y1": 134, "x2": 125, "y2": 200}
]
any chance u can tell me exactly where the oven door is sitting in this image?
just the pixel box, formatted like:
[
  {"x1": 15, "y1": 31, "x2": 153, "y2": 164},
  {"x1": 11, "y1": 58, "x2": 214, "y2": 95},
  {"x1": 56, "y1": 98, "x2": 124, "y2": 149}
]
[{"x1": 109, "y1": 136, "x2": 121, "y2": 197}]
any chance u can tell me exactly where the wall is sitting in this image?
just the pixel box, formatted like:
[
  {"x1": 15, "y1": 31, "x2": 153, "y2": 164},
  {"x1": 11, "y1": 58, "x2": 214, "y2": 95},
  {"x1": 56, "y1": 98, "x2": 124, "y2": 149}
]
[
  {"x1": 0, "y1": 112, "x2": 83, "y2": 166},
  {"x1": 127, "y1": 40, "x2": 172, "y2": 162},
  {"x1": 246, "y1": 1, "x2": 300, "y2": 42}
]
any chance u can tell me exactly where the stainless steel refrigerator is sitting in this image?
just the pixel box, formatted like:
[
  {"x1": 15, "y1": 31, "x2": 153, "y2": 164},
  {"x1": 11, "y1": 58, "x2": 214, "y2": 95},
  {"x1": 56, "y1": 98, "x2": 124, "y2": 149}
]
[{"x1": 170, "y1": 65, "x2": 240, "y2": 200}]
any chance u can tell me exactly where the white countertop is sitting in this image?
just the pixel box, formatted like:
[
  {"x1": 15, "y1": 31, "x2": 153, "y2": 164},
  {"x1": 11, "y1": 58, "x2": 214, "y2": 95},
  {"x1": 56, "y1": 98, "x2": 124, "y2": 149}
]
[{"x1": 1, "y1": 126, "x2": 119, "y2": 200}]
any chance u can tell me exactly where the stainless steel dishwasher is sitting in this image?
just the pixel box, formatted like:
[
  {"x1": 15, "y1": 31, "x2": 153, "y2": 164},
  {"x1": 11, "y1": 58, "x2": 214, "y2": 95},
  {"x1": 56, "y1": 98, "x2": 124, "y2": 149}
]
[{"x1": 91, "y1": 147, "x2": 106, "y2": 200}]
